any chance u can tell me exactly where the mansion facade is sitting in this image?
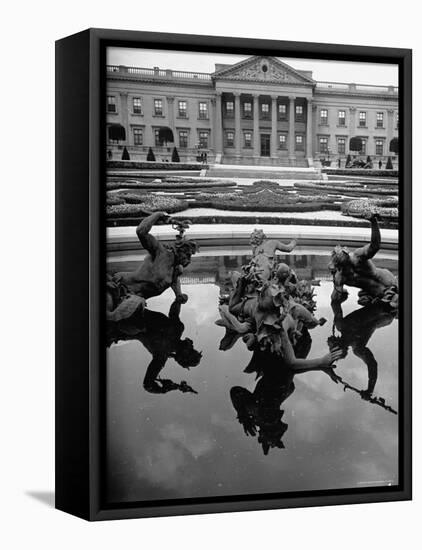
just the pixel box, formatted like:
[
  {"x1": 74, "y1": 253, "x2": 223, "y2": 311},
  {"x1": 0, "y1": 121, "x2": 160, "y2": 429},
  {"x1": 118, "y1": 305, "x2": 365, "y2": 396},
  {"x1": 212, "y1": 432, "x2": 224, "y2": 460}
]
[{"x1": 106, "y1": 56, "x2": 399, "y2": 167}]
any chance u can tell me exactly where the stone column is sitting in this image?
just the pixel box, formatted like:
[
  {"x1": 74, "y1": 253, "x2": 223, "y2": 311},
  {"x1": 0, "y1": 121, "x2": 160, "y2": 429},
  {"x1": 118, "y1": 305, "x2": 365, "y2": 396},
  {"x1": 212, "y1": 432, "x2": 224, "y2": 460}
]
[
  {"x1": 234, "y1": 92, "x2": 241, "y2": 158},
  {"x1": 288, "y1": 95, "x2": 296, "y2": 163},
  {"x1": 215, "y1": 92, "x2": 223, "y2": 155},
  {"x1": 210, "y1": 98, "x2": 216, "y2": 150},
  {"x1": 119, "y1": 91, "x2": 129, "y2": 145},
  {"x1": 271, "y1": 95, "x2": 278, "y2": 158},
  {"x1": 306, "y1": 98, "x2": 313, "y2": 159},
  {"x1": 253, "y1": 93, "x2": 260, "y2": 158},
  {"x1": 166, "y1": 96, "x2": 175, "y2": 130},
  {"x1": 387, "y1": 109, "x2": 394, "y2": 151}
]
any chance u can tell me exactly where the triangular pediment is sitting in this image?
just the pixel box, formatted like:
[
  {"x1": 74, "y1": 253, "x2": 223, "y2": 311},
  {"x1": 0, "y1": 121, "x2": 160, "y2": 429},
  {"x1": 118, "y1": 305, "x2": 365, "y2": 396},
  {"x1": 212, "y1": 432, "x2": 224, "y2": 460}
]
[{"x1": 212, "y1": 56, "x2": 314, "y2": 85}]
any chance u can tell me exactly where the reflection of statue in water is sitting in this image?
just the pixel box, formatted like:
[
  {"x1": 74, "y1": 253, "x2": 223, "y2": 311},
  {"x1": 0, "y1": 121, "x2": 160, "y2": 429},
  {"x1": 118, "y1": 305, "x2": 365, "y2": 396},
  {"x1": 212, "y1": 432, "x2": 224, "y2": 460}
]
[
  {"x1": 107, "y1": 298, "x2": 202, "y2": 394},
  {"x1": 106, "y1": 212, "x2": 197, "y2": 321},
  {"x1": 328, "y1": 215, "x2": 398, "y2": 309},
  {"x1": 328, "y1": 293, "x2": 396, "y2": 401},
  {"x1": 230, "y1": 331, "x2": 341, "y2": 455}
]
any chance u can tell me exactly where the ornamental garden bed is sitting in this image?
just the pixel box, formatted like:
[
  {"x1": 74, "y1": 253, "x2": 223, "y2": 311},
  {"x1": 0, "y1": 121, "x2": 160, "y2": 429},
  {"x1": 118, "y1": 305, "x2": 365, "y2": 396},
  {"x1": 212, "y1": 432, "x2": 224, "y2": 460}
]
[
  {"x1": 294, "y1": 182, "x2": 398, "y2": 196},
  {"x1": 341, "y1": 198, "x2": 398, "y2": 221},
  {"x1": 106, "y1": 179, "x2": 235, "y2": 191}
]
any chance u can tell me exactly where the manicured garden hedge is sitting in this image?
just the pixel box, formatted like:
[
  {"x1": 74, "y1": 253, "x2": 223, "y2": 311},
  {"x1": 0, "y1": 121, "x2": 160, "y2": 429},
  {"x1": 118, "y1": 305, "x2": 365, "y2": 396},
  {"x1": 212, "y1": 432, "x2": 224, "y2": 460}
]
[
  {"x1": 106, "y1": 195, "x2": 189, "y2": 218},
  {"x1": 107, "y1": 161, "x2": 206, "y2": 170},
  {"x1": 322, "y1": 168, "x2": 398, "y2": 177},
  {"x1": 106, "y1": 179, "x2": 235, "y2": 191},
  {"x1": 341, "y1": 198, "x2": 398, "y2": 220},
  {"x1": 294, "y1": 182, "x2": 398, "y2": 196}
]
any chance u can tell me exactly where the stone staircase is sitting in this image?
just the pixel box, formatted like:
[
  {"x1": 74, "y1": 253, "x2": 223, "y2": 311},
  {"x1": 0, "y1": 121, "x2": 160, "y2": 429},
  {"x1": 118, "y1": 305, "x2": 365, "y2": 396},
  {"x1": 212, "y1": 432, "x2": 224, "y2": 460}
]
[
  {"x1": 206, "y1": 164, "x2": 322, "y2": 180},
  {"x1": 221, "y1": 156, "x2": 309, "y2": 168}
]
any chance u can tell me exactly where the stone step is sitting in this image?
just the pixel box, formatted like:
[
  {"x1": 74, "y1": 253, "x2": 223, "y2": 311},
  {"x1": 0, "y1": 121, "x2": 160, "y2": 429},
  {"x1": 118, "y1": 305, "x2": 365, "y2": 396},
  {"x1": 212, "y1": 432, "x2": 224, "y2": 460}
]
[
  {"x1": 221, "y1": 156, "x2": 309, "y2": 168},
  {"x1": 205, "y1": 168, "x2": 321, "y2": 180}
]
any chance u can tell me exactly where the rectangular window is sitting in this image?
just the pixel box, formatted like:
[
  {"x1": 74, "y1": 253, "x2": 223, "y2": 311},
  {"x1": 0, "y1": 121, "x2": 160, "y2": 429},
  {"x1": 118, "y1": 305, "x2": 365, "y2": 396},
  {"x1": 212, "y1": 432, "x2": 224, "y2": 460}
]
[
  {"x1": 133, "y1": 97, "x2": 142, "y2": 114},
  {"x1": 376, "y1": 112, "x2": 384, "y2": 128},
  {"x1": 359, "y1": 111, "x2": 367, "y2": 127},
  {"x1": 319, "y1": 137, "x2": 329, "y2": 153},
  {"x1": 337, "y1": 137, "x2": 346, "y2": 155},
  {"x1": 225, "y1": 131, "x2": 234, "y2": 147},
  {"x1": 360, "y1": 139, "x2": 367, "y2": 154},
  {"x1": 278, "y1": 134, "x2": 287, "y2": 149},
  {"x1": 338, "y1": 110, "x2": 346, "y2": 126},
  {"x1": 107, "y1": 95, "x2": 116, "y2": 113},
  {"x1": 243, "y1": 101, "x2": 252, "y2": 118},
  {"x1": 133, "y1": 128, "x2": 143, "y2": 145},
  {"x1": 278, "y1": 104, "x2": 287, "y2": 119},
  {"x1": 295, "y1": 104, "x2": 304, "y2": 121},
  {"x1": 179, "y1": 130, "x2": 188, "y2": 148},
  {"x1": 261, "y1": 102, "x2": 270, "y2": 118},
  {"x1": 396, "y1": 112, "x2": 399, "y2": 129},
  {"x1": 198, "y1": 102, "x2": 208, "y2": 119},
  {"x1": 320, "y1": 109, "x2": 328, "y2": 125},
  {"x1": 199, "y1": 131, "x2": 209, "y2": 149},
  {"x1": 154, "y1": 99, "x2": 163, "y2": 116},
  {"x1": 244, "y1": 132, "x2": 252, "y2": 148},
  {"x1": 225, "y1": 101, "x2": 234, "y2": 117},
  {"x1": 295, "y1": 135, "x2": 304, "y2": 150},
  {"x1": 375, "y1": 139, "x2": 384, "y2": 155},
  {"x1": 178, "y1": 100, "x2": 187, "y2": 118}
]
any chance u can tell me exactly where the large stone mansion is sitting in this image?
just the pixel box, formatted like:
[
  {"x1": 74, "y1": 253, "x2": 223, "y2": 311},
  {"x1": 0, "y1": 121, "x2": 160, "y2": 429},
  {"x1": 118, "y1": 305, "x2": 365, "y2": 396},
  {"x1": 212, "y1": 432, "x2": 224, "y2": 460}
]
[{"x1": 106, "y1": 55, "x2": 398, "y2": 167}]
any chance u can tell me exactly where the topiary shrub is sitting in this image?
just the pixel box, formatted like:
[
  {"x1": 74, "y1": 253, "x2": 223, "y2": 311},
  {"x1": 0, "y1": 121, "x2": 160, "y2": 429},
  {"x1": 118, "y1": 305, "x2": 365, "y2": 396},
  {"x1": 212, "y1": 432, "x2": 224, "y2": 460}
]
[
  {"x1": 106, "y1": 195, "x2": 189, "y2": 218},
  {"x1": 121, "y1": 147, "x2": 130, "y2": 160},
  {"x1": 171, "y1": 147, "x2": 180, "y2": 162},
  {"x1": 386, "y1": 156, "x2": 393, "y2": 169},
  {"x1": 146, "y1": 147, "x2": 156, "y2": 161}
]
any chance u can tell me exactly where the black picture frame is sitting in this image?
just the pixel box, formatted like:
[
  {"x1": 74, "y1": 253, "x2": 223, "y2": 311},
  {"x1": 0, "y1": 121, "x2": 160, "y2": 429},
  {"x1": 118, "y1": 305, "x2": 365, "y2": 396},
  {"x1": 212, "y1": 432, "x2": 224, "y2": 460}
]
[{"x1": 55, "y1": 28, "x2": 412, "y2": 521}]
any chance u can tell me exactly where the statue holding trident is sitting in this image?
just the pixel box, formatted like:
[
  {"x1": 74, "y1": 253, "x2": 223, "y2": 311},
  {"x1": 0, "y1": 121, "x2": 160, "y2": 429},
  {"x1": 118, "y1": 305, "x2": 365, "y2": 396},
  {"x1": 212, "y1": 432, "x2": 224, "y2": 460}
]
[
  {"x1": 328, "y1": 214, "x2": 398, "y2": 309},
  {"x1": 107, "y1": 212, "x2": 197, "y2": 322}
]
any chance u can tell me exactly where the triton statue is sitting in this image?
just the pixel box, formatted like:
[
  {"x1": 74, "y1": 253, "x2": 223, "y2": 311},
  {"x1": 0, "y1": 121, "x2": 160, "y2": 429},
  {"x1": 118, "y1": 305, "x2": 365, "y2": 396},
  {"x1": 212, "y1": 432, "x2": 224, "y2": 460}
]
[
  {"x1": 106, "y1": 212, "x2": 197, "y2": 321},
  {"x1": 328, "y1": 214, "x2": 398, "y2": 309}
]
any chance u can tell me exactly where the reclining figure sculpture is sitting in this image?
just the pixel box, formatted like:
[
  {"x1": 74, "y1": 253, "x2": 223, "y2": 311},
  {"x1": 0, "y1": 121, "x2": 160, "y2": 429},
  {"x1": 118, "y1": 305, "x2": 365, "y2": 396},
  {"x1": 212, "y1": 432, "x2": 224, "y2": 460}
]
[
  {"x1": 106, "y1": 211, "x2": 197, "y2": 322},
  {"x1": 328, "y1": 214, "x2": 398, "y2": 309}
]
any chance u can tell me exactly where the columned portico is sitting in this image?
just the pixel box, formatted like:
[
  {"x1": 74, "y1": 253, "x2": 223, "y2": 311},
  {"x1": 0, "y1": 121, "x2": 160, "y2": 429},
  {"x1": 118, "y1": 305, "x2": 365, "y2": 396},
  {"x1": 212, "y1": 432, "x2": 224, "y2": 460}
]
[{"x1": 288, "y1": 95, "x2": 296, "y2": 163}]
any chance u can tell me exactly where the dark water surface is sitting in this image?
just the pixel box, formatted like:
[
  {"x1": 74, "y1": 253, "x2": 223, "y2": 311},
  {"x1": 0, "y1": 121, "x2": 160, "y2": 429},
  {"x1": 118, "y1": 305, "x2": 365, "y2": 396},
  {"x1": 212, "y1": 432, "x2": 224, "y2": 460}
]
[{"x1": 106, "y1": 249, "x2": 399, "y2": 504}]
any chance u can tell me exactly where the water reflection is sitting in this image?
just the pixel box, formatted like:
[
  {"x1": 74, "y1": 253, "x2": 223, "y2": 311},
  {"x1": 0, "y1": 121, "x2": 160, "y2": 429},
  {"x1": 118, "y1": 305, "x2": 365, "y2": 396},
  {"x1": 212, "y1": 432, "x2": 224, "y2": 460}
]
[
  {"x1": 106, "y1": 250, "x2": 399, "y2": 502},
  {"x1": 107, "y1": 299, "x2": 201, "y2": 394}
]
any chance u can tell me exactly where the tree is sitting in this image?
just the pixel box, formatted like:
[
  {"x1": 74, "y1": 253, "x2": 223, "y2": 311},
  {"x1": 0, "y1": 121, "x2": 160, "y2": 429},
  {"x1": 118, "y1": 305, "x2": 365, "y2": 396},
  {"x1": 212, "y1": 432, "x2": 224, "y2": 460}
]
[
  {"x1": 121, "y1": 146, "x2": 130, "y2": 160},
  {"x1": 171, "y1": 147, "x2": 180, "y2": 162},
  {"x1": 158, "y1": 127, "x2": 174, "y2": 146},
  {"x1": 386, "y1": 156, "x2": 393, "y2": 169},
  {"x1": 366, "y1": 155, "x2": 372, "y2": 164},
  {"x1": 349, "y1": 136, "x2": 363, "y2": 154},
  {"x1": 147, "y1": 147, "x2": 156, "y2": 161},
  {"x1": 389, "y1": 137, "x2": 399, "y2": 155}
]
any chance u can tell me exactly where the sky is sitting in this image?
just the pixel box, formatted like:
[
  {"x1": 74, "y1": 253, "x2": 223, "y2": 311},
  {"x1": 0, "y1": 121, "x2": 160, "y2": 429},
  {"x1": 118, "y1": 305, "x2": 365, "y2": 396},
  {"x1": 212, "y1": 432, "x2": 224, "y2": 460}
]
[{"x1": 107, "y1": 47, "x2": 398, "y2": 86}]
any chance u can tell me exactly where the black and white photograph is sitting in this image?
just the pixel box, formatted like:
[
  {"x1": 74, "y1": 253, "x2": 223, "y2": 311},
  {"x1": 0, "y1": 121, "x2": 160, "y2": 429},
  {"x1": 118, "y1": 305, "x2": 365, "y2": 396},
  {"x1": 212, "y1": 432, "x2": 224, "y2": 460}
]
[{"x1": 105, "y1": 47, "x2": 401, "y2": 505}]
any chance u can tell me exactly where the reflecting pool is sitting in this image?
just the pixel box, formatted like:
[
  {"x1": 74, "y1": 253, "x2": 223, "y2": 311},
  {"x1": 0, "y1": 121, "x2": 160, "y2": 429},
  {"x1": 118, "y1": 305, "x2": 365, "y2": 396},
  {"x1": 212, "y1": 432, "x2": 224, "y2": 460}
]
[{"x1": 106, "y1": 248, "x2": 399, "y2": 504}]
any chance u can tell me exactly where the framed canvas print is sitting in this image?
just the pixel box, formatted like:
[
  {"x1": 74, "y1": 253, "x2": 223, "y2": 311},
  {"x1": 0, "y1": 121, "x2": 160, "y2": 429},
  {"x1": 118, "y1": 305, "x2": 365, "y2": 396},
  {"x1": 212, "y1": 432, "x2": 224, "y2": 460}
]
[{"x1": 55, "y1": 28, "x2": 412, "y2": 521}]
